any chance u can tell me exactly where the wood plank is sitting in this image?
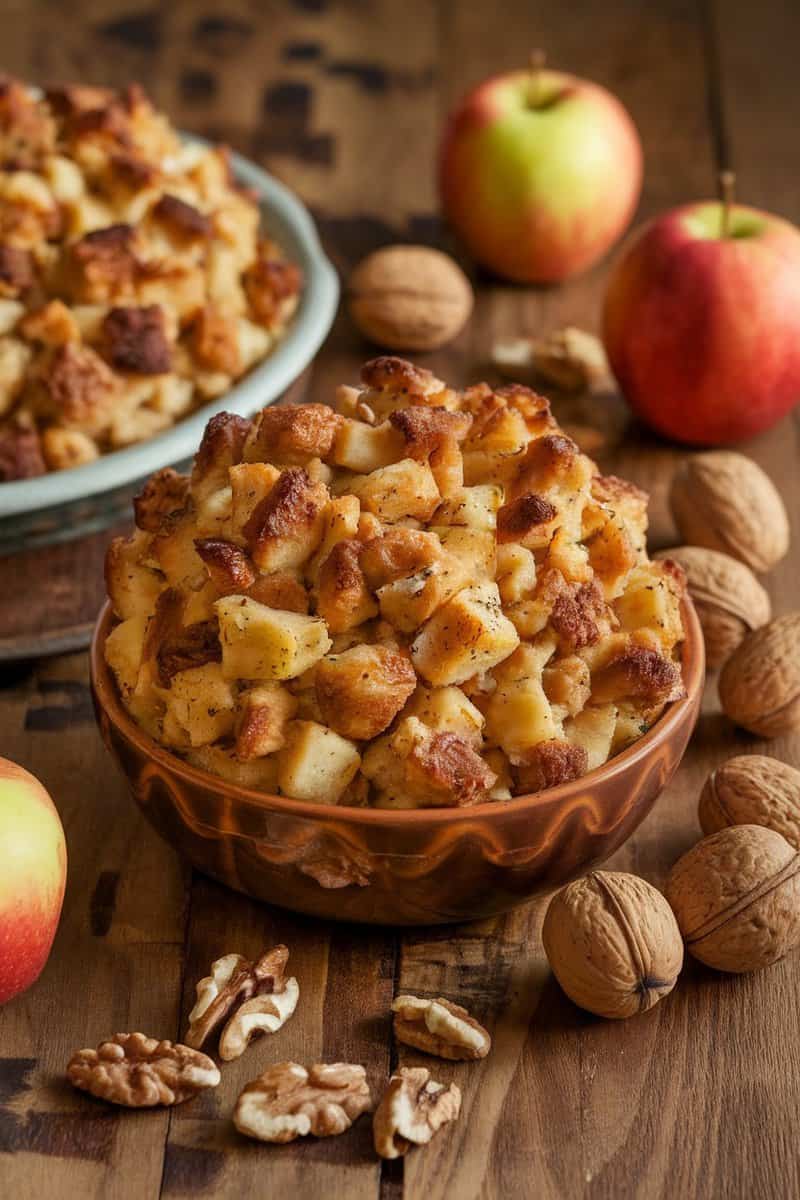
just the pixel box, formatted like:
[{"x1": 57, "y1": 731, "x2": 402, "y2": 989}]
[
  {"x1": 397, "y1": 3, "x2": 799, "y2": 1199},
  {"x1": 158, "y1": 3, "x2": 439, "y2": 1197},
  {"x1": 0, "y1": 2, "x2": 798, "y2": 1199},
  {"x1": 0, "y1": 651, "x2": 188, "y2": 1200}
]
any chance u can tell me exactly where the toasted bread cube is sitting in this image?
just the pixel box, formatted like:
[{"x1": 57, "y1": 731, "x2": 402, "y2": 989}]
[
  {"x1": 243, "y1": 467, "x2": 329, "y2": 572},
  {"x1": 505, "y1": 597, "x2": 551, "y2": 639},
  {"x1": 193, "y1": 486, "x2": 234, "y2": 539},
  {"x1": 434, "y1": 484, "x2": 503, "y2": 531},
  {"x1": 614, "y1": 562, "x2": 684, "y2": 653},
  {"x1": 277, "y1": 720, "x2": 361, "y2": 803},
  {"x1": 564, "y1": 703, "x2": 617, "y2": 770},
  {"x1": 247, "y1": 572, "x2": 309, "y2": 613},
  {"x1": 314, "y1": 644, "x2": 416, "y2": 739},
  {"x1": 215, "y1": 596, "x2": 331, "y2": 680},
  {"x1": 483, "y1": 747, "x2": 513, "y2": 800},
  {"x1": 362, "y1": 716, "x2": 495, "y2": 809},
  {"x1": 187, "y1": 744, "x2": 280, "y2": 792},
  {"x1": 245, "y1": 403, "x2": 342, "y2": 466},
  {"x1": 105, "y1": 614, "x2": 147, "y2": 699},
  {"x1": 105, "y1": 531, "x2": 163, "y2": 620},
  {"x1": 432, "y1": 526, "x2": 496, "y2": 581},
  {"x1": 182, "y1": 579, "x2": 221, "y2": 625},
  {"x1": 315, "y1": 539, "x2": 378, "y2": 633},
  {"x1": 151, "y1": 514, "x2": 207, "y2": 590},
  {"x1": 411, "y1": 582, "x2": 519, "y2": 686},
  {"x1": 229, "y1": 462, "x2": 281, "y2": 537},
  {"x1": 376, "y1": 554, "x2": 469, "y2": 633},
  {"x1": 495, "y1": 542, "x2": 536, "y2": 605},
  {"x1": 306, "y1": 494, "x2": 360, "y2": 583},
  {"x1": 163, "y1": 663, "x2": 237, "y2": 747},
  {"x1": 403, "y1": 685, "x2": 485, "y2": 748},
  {"x1": 330, "y1": 418, "x2": 403, "y2": 472},
  {"x1": 587, "y1": 516, "x2": 637, "y2": 599},
  {"x1": 542, "y1": 655, "x2": 592, "y2": 719},
  {"x1": 495, "y1": 492, "x2": 559, "y2": 551},
  {"x1": 485, "y1": 676, "x2": 560, "y2": 762},
  {"x1": 235, "y1": 684, "x2": 298, "y2": 758},
  {"x1": 349, "y1": 458, "x2": 439, "y2": 524},
  {"x1": 191, "y1": 412, "x2": 251, "y2": 505}
]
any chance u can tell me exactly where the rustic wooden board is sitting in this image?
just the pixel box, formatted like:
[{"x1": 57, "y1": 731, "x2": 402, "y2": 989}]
[{"x1": 0, "y1": 2, "x2": 798, "y2": 1198}]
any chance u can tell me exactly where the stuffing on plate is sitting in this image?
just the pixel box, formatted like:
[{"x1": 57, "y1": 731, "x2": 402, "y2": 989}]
[
  {"x1": 0, "y1": 77, "x2": 302, "y2": 481},
  {"x1": 104, "y1": 356, "x2": 687, "y2": 808}
]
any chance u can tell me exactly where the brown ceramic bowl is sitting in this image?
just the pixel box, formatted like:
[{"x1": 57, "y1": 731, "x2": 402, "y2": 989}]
[{"x1": 90, "y1": 599, "x2": 704, "y2": 925}]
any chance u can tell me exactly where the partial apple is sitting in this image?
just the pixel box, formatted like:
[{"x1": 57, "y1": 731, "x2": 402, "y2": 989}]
[
  {"x1": 0, "y1": 757, "x2": 67, "y2": 1004},
  {"x1": 439, "y1": 62, "x2": 642, "y2": 283},
  {"x1": 603, "y1": 197, "x2": 800, "y2": 444}
]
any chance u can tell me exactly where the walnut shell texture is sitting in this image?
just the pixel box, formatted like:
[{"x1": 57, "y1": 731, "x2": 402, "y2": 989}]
[
  {"x1": 669, "y1": 452, "x2": 789, "y2": 574},
  {"x1": 718, "y1": 613, "x2": 800, "y2": 738},
  {"x1": 699, "y1": 755, "x2": 800, "y2": 850},
  {"x1": 347, "y1": 245, "x2": 473, "y2": 351},
  {"x1": 666, "y1": 824, "x2": 800, "y2": 973},
  {"x1": 542, "y1": 870, "x2": 684, "y2": 1019},
  {"x1": 656, "y1": 546, "x2": 770, "y2": 669}
]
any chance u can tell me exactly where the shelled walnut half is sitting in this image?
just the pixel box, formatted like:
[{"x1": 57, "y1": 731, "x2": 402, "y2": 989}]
[
  {"x1": 234, "y1": 1062, "x2": 372, "y2": 1143},
  {"x1": 392, "y1": 994, "x2": 491, "y2": 1060},
  {"x1": 67, "y1": 1033, "x2": 220, "y2": 1107},
  {"x1": 373, "y1": 1067, "x2": 461, "y2": 1160},
  {"x1": 185, "y1": 944, "x2": 298, "y2": 1058}
]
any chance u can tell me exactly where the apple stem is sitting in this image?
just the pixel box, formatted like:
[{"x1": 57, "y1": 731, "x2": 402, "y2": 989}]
[
  {"x1": 719, "y1": 169, "x2": 736, "y2": 238},
  {"x1": 529, "y1": 49, "x2": 546, "y2": 107}
]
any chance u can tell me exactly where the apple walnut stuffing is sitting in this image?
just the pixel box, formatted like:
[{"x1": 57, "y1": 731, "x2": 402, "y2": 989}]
[
  {"x1": 103, "y1": 356, "x2": 686, "y2": 807},
  {"x1": 0, "y1": 77, "x2": 301, "y2": 481}
]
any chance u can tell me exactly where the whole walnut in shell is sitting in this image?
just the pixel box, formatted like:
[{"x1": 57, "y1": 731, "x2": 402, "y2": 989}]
[
  {"x1": 669, "y1": 451, "x2": 789, "y2": 574},
  {"x1": 542, "y1": 870, "x2": 684, "y2": 1019},
  {"x1": 718, "y1": 613, "x2": 800, "y2": 738},
  {"x1": 699, "y1": 755, "x2": 800, "y2": 849},
  {"x1": 347, "y1": 244, "x2": 473, "y2": 351},
  {"x1": 655, "y1": 546, "x2": 770, "y2": 669},
  {"x1": 666, "y1": 824, "x2": 800, "y2": 973}
]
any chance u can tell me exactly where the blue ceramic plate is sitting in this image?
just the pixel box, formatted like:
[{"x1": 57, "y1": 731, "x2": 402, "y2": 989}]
[{"x1": 0, "y1": 140, "x2": 339, "y2": 553}]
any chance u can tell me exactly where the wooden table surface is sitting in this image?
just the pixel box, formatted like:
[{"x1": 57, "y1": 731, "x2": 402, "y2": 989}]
[{"x1": 1, "y1": 2, "x2": 799, "y2": 1197}]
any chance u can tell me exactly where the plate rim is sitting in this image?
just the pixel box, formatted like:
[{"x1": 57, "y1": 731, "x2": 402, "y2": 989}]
[{"x1": 0, "y1": 137, "x2": 339, "y2": 519}]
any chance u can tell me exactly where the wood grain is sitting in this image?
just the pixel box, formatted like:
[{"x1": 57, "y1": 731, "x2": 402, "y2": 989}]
[{"x1": 0, "y1": 2, "x2": 798, "y2": 1198}]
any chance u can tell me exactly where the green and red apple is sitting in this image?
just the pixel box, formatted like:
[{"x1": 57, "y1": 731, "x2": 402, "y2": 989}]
[
  {"x1": 603, "y1": 199, "x2": 800, "y2": 444},
  {"x1": 0, "y1": 757, "x2": 66, "y2": 1004},
  {"x1": 439, "y1": 64, "x2": 642, "y2": 282}
]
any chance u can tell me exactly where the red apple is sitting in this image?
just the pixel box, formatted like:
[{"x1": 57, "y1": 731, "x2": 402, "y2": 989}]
[
  {"x1": 439, "y1": 63, "x2": 642, "y2": 283},
  {"x1": 603, "y1": 199, "x2": 800, "y2": 444},
  {"x1": 0, "y1": 758, "x2": 67, "y2": 1004}
]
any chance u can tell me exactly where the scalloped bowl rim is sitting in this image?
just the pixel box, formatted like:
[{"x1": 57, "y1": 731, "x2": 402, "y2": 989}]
[
  {"x1": 90, "y1": 595, "x2": 704, "y2": 827},
  {"x1": 0, "y1": 138, "x2": 340, "y2": 519}
]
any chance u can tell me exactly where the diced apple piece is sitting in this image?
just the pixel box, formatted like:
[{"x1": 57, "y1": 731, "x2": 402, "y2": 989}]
[
  {"x1": 215, "y1": 595, "x2": 331, "y2": 680},
  {"x1": 235, "y1": 685, "x2": 298, "y2": 758},
  {"x1": 434, "y1": 484, "x2": 503, "y2": 530},
  {"x1": 277, "y1": 720, "x2": 361, "y2": 804},
  {"x1": 105, "y1": 614, "x2": 148, "y2": 699},
  {"x1": 163, "y1": 662, "x2": 237, "y2": 747},
  {"x1": 349, "y1": 458, "x2": 440, "y2": 524},
  {"x1": 403, "y1": 685, "x2": 485, "y2": 748},
  {"x1": 411, "y1": 581, "x2": 519, "y2": 686},
  {"x1": 330, "y1": 418, "x2": 403, "y2": 472}
]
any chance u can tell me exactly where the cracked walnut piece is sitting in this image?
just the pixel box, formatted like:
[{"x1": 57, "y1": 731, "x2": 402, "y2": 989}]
[
  {"x1": 185, "y1": 944, "x2": 297, "y2": 1057},
  {"x1": 234, "y1": 1061, "x2": 372, "y2": 1143},
  {"x1": 219, "y1": 978, "x2": 300, "y2": 1061},
  {"x1": 373, "y1": 1067, "x2": 461, "y2": 1159},
  {"x1": 66, "y1": 1032, "x2": 220, "y2": 1107},
  {"x1": 392, "y1": 994, "x2": 491, "y2": 1061}
]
